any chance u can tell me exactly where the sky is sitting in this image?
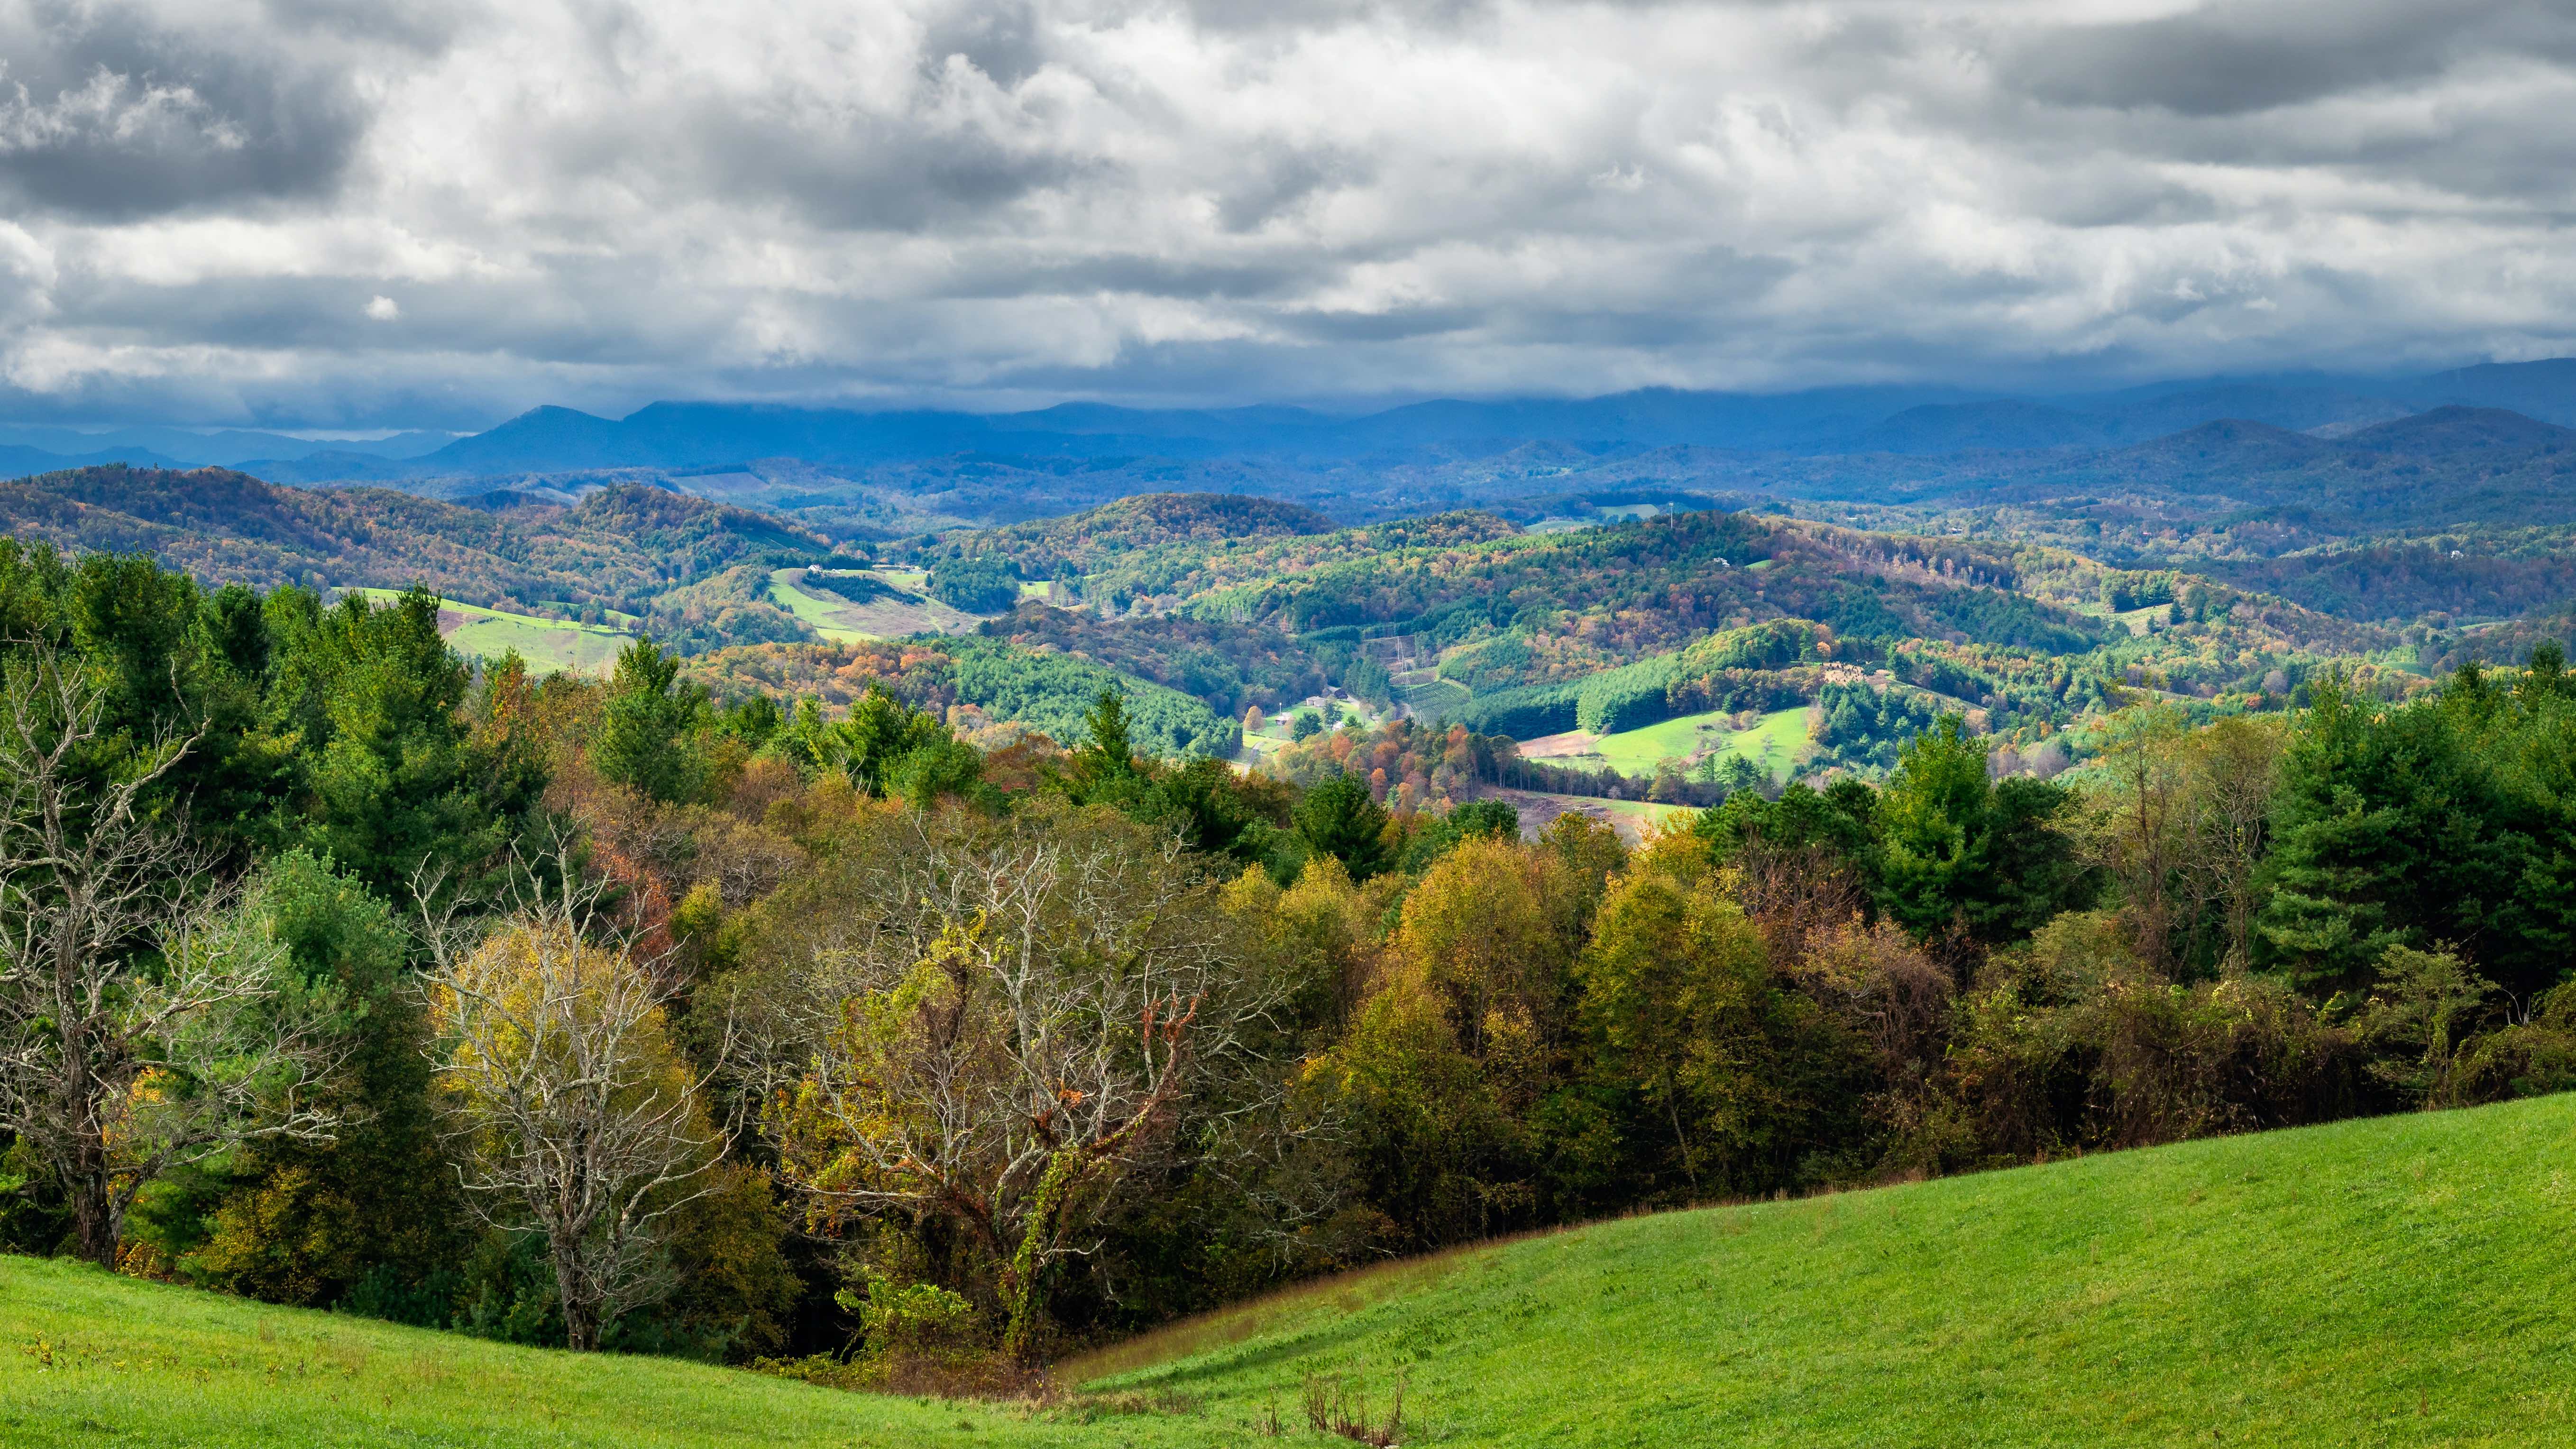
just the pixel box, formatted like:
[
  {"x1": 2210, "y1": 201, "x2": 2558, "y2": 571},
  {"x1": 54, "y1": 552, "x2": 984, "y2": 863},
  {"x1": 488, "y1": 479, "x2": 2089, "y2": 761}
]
[{"x1": 0, "y1": 0, "x2": 2571, "y2": 430}]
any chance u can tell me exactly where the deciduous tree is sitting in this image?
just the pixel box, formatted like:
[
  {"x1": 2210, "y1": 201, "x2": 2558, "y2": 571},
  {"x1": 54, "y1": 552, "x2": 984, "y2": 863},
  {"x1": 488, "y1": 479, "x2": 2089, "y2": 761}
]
[
  {"x1": 423, "y1": 884, "x2": 722, "y2": 1351},
  {"x1": 754, "y1": 804, "x2": 1278, "y2": 1364}
]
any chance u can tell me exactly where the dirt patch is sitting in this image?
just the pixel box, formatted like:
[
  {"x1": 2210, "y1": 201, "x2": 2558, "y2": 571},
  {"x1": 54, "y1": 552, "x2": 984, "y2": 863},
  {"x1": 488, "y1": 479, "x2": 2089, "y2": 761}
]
[
  {"x1": 1515, "y1": 729, "x2": 1602, "y2": 760},
  {"x1": 1479, "y1": 787, "x2": 1684, "y2": 845}
]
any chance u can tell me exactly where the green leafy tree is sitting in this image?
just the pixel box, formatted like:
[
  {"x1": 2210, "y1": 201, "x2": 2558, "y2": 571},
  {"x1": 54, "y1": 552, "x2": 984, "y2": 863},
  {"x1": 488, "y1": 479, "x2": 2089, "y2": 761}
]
[
  {"x1": 885, "y1": 736, "x2": 990, "y2": 812},
  {"x1": 924, "y1": 556, "x2": 1021, "y2": 613},
  {"x1": 1874, "y1": 716, "x2": 2086, "y2": 950},
  {"x1": 1400, "y1": 797, "x2": 1520, "y2": 872},
  {"x1": 592, "y1": 640, "x2": 706, "y2": 804},
  {"x1": 190, "y1": 852, "x2": 468, "y2": 1305},
  {"x1": 1057, "y1": 688, "x2": 1273, "y2": 859},
  {"x1": 0, "y1": 547, "x2": 291, "y2": 854},
  {"x1": 714, "y1": 693, "x2": 784, "y2": 749},
  {"x1": 268, "y1": 588, "x2": 544, "y2": 900},
  {"x1": 1295, "y1": 770, "x2": 1392, "y2": 881},
  {"x1": 1068, "y1": 687, "x2": 1146, "y2": 805},
  {"x1": 783, "y1": 686, "x2": 960, "y2": 801},
  {"x1": 843, "y1": 688, "x2": 951, "y2": 798},
  {"x1": 1577, "y1": 862, "x2": 1824, "y2": 1195},
  {"x1": 1692, "y1": 778, "x2": 1878, "y2": 876},
  {"x1": 2257, "y1": 673, "x2": 2576, "y2": 1001}
]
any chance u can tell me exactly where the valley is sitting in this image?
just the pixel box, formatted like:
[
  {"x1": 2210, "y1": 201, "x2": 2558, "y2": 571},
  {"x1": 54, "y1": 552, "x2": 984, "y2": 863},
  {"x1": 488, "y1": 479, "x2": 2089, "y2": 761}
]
[
  {"x1": 14, "y1": 377, "x2": 2576, "y2": 1449},
  {"x1": 4, "y1": 430, "x2": 2544, "y2": 798}
]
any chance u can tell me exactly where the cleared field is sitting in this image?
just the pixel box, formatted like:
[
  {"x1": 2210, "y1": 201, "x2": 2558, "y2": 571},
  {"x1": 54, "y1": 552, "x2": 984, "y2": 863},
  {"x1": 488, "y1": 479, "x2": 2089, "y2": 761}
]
[
  {"x1": 351, "y1": 589, "x2": 632, "y2": 676},
  {"x1": 9, "y1": 1094, "x2": 2573, "y2": 1446},
  {"x1": 1484, "y1": 787, "x2": 1693, "y2": 844},
  {"x1": 1397, "y1": 676, "x2": 1470, "y2": 715},
  {"x1": 766, "y1": 568, "x2": 988, "y2": 643},
  {"x1": 1524, "y1": 705, "x2": 1810, "y2": 780}
]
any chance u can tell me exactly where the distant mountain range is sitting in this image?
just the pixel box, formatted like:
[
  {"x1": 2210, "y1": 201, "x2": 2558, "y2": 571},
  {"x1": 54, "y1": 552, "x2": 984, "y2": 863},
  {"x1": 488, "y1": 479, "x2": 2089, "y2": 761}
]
[
  {"x1": 0, "y1": 424, "x2": 457, "y2": 475},
  {"x1": 8, "y1": 360, "x2": 2576, "y2": 491}
]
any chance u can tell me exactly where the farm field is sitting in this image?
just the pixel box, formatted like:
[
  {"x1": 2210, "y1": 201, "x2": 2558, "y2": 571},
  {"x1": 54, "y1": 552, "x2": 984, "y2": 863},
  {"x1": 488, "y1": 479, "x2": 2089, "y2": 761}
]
[
  {"x1": 352, "y1": 589, "x2": 632, "y2": 676},
  {"x1": 7, "y1": 1094, "x2": 2573, "y2": 1447},
  {"x1": 765, "y1": 568, "x2": 988, "y2": 642},
  {"x1": 1522, "y1": 705, "x2": 1811, "y2": 779}
]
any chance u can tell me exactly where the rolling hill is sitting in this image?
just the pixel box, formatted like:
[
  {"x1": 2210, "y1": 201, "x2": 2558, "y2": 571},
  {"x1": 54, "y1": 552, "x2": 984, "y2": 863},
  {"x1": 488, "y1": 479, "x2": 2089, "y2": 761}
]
[
  {"x1": 5, "y1": 1093, "x2": 2570, "y2": 1446},
  {"x1": 0, "y1": 465, "x2": 829, "y2": 631}
]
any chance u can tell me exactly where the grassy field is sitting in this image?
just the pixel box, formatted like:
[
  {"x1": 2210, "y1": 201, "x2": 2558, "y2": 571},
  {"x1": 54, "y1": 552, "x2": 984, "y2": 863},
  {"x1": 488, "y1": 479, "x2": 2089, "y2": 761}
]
[
  {"x1": 0, "y1": 1254, "x2": 1188, "y2": 1449},
  {"x1": 7, "y1": 1095, "x2": 2574, "y2": 1446},
  {"x1": 765, "y1": 568, "x2": 987, "y2": 643},
  {"x1": 1078, "y1": 1092, "x2": 2576, "y2": 1446},
  {"x1": 1534, "y1": 705, "x2": 1810, "y2": 779},
  {"x1": 351, "y1": 589, "x2": 632, "y2": 676}
]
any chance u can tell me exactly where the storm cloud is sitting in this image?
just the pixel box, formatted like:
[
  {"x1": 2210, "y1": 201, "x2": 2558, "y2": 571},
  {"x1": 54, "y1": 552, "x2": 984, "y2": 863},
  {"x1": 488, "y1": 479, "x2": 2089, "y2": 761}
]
[{"x1": 0, "y1": 0, "x2": 2570, "y2": 428}]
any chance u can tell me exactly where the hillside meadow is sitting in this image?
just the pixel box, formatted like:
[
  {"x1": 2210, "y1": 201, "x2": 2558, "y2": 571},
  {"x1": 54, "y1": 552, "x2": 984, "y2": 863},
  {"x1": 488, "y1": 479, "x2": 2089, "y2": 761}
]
[{"x1": 5, "y1": 1093, "x2": 2572, "y2": 1447}]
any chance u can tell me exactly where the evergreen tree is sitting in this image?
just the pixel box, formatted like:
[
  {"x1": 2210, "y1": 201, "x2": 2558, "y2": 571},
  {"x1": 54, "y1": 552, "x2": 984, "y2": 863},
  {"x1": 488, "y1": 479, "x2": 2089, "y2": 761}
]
[
  {"x1": 592, "y1": 639, "x2": 706, "y2": 804},
  {"x1": 839, "y1": 687, "x2": 949, "y2": 798},
  {"x1": 1295, "y1": 770, "x2": 1392, "y2": 881},
  {"x1": 1071, "y1": 686, "x2": 1145, "y2": 801},
  {"x1": 270, "y1": 588, "x2": 542, "y2": 901},
  {"x1": 190, "y1": 852, "x2": 467, "y2": 1306},
  {"x1": 1873, "y1": 716, "x2": 2085, "y2": 949},
  {"x1": 2257, "y1": 674, "x2": 2576, "y2": 1001}
]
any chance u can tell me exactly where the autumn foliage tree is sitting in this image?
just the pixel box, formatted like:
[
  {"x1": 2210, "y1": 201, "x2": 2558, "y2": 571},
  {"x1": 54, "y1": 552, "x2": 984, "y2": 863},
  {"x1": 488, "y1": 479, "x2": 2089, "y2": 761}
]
[
  {"x1": 749, "y1": 803, "x2": 1280, "y2": 1365},
  {"x1": 425, "y1": 902, "x2": 721, "y2": 1352}
]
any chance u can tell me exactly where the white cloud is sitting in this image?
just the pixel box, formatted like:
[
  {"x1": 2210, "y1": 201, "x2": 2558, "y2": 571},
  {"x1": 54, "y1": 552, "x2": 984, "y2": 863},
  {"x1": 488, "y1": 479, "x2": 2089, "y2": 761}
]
[{"x1": 0, "y1": 0, "x2": 2570, "y2": 426}]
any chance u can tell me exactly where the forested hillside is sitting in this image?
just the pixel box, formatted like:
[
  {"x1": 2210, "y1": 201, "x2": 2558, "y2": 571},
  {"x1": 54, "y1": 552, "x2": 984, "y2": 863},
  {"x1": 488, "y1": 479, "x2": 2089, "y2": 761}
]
[
  {"x1": 888, "y1": 501, "x2": 2420, "y2": 793},
  {"x1": 0, "y1": 459, "x2": 2483, "y2": 794},
  {"x1": 0, "y1": 465, "x2": 828, "y2": 627}
]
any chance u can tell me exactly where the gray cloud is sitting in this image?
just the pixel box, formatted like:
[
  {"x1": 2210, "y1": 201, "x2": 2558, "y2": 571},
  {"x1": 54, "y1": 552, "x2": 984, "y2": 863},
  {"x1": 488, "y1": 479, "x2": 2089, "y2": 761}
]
[
  {"x1": 0, "y1": 0, "x2": 407, "y2": 220},
  {"x1": 2002, "y1": 0, "x2": 2574, "y2": 117},
  {"x1": 0, "y1": 0, "x2": 2572, "y2": 428}
]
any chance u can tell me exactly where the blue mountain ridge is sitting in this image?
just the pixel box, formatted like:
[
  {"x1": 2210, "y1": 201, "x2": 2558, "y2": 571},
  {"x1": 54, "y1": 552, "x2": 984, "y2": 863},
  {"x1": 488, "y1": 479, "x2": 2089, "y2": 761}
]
[{"x1": 6, "y1": 358, "x2": 2574, "y2": 485}]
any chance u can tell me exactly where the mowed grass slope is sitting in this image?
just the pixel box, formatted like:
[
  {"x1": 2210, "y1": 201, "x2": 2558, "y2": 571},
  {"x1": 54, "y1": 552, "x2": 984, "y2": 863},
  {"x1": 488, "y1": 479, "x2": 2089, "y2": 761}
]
[
  {"x1": 0, "y1": 1257, "x2": 1206, "y2": 1449},
  {"x1": 1079, "y1": 1093, "x2": 2576, "y2": 1446},
  {"x1": 765, "y1": 567, "x2": 988, "y2": 642},
  {"x1": 8, "y1": 1096, "x2": 2576, "y2": 1447}
]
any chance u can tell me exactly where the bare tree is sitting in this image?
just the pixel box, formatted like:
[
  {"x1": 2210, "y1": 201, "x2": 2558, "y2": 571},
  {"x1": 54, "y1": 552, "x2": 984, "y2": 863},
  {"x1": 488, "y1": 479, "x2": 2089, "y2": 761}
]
[
  {"x1": 420, "y1": 858, "x2": 724, "y2": 1351},
  {"x1": 0, "y1": 652, "x2": 346, "y2": 1265},
  {"x1": 756, "y1": 806, "x2": 1283, "y2": 1365}
]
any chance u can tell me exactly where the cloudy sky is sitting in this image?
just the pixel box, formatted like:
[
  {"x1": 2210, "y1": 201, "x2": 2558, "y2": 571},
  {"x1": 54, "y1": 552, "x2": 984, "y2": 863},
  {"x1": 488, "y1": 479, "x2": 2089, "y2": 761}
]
[{"x1": 1, "y1": 0, "x2": 2571, "y2": 429}]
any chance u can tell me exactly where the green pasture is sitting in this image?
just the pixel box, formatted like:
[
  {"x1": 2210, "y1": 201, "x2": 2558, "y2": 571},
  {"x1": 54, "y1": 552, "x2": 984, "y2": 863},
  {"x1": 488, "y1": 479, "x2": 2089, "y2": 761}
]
[
  {"x1": 6, "y1": 1095, "x2": 2572, "y2": 1445},
  {"x1": 349, "y1": 589, "x2": 631, "y2": 676},
  {"x1": 765, "y1": 568, "x2": 987, "y2": 643},
  {"x1": 1559, "y1": 705, "x2": 1810, "y2": 779}
]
